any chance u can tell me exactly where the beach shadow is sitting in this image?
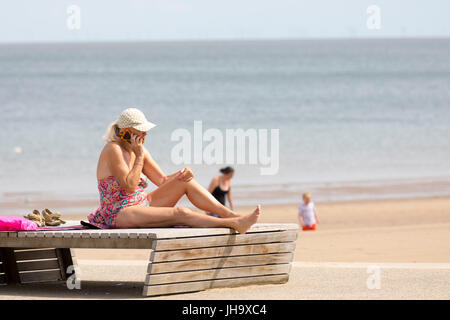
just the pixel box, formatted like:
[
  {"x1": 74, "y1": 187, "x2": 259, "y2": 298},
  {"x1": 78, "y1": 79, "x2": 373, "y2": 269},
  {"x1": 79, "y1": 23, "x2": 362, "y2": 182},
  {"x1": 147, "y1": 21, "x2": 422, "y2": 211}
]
[
  {"x1": 1, "y1": 280, "x2": 146, "y2": 299},
  {"x1": 209, "y1": 233, "x2": 236, "y2": 285}
]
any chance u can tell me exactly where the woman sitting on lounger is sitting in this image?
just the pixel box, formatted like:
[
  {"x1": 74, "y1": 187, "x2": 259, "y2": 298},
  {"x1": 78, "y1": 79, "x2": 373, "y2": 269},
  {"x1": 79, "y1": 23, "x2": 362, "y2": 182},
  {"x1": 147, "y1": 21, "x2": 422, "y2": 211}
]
[{"x1": 88, "y1": 108, "x2": 260, "y2": 233}]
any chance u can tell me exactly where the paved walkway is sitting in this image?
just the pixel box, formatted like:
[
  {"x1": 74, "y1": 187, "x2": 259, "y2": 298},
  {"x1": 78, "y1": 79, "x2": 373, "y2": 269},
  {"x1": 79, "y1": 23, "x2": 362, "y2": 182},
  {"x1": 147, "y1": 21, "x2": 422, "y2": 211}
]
[{"x1": 1, "y1": 261, "x2": 449, "y2": 300}]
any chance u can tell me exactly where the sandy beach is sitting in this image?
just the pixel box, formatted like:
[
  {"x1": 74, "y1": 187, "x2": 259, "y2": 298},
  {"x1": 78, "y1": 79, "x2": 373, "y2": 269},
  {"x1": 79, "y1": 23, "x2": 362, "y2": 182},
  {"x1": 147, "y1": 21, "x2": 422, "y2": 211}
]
[
  {"x1": 1, "y1": 195, "x2": 450, "y2": 300},
  {"x1": 59, "y1": 196, "x2": 449, "y2": 263}
]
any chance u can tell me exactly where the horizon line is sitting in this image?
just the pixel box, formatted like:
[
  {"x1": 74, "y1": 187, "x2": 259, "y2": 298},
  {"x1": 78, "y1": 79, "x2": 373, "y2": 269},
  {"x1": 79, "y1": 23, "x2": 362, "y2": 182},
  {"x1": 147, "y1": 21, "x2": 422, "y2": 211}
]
[{"x1": 1, "y1": 35, "x2": 450, "y2": 46}]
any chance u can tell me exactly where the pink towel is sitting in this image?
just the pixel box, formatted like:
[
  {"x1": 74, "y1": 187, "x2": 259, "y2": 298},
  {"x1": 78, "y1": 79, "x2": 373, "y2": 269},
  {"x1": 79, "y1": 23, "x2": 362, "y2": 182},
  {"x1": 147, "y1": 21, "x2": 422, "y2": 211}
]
[{"x1": 0, "y1": 216, "x2": 38, "y2": 231}]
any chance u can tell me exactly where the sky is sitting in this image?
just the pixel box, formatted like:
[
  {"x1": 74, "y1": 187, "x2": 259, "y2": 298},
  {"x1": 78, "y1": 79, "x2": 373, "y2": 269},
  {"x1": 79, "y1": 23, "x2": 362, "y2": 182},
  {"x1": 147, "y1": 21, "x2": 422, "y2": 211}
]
[{"x1": 0, "y1": 0, "x2": 449, "y2": 43}]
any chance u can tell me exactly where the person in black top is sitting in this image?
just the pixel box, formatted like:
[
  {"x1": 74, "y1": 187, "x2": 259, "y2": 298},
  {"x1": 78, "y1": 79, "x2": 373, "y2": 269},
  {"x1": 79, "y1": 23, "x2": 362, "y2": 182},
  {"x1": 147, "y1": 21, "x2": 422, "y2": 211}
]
[{"x1": 207, "y1": 167, "x2": 234, "y2": 217}]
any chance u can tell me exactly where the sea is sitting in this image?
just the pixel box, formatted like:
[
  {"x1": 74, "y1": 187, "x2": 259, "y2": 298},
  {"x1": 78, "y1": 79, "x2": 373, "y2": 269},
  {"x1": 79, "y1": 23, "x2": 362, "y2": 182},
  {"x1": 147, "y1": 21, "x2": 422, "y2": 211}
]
[{"x1": 1, "y1": 38, "x2": 450, "y2": 214}]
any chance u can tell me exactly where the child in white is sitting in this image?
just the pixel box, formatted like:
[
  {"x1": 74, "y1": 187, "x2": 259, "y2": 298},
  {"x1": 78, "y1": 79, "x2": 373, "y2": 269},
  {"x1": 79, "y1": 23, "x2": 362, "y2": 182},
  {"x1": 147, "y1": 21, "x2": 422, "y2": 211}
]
[{"x1": 298, "y1": 192, "x2": 319, "y2": 231}]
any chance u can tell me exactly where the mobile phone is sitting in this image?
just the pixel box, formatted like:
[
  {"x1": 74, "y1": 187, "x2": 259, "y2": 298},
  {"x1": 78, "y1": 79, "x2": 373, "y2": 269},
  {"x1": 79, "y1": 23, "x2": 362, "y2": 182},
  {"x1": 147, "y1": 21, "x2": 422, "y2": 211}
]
[
  {"x1": 120, "y1": 128, "x2": 145, "y2": 144},
  {"x1": 120, "y1": 128, "x2": 132, "y2": 143}
]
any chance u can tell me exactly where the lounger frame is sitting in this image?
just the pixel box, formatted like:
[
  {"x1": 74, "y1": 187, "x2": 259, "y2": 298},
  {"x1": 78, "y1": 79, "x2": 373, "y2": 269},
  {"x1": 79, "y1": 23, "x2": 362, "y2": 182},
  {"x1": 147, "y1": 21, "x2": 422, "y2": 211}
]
[{"x1": 0, "y1": 223, "x2": 298, "y2": 297}]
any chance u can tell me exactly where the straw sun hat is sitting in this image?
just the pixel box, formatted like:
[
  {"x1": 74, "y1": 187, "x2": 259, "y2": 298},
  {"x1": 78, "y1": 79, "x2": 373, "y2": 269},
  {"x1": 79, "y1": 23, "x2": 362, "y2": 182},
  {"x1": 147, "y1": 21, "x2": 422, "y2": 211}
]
[{"x1": 117, "y1": 108, "x2": 156, "y2": 132}]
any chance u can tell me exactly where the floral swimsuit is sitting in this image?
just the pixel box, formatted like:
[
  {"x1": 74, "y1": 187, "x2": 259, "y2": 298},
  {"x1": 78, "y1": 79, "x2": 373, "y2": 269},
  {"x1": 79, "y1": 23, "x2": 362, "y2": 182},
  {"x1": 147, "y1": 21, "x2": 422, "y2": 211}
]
[{"x1": 88, "y1": 175, "x2": 151, "y2": 229}]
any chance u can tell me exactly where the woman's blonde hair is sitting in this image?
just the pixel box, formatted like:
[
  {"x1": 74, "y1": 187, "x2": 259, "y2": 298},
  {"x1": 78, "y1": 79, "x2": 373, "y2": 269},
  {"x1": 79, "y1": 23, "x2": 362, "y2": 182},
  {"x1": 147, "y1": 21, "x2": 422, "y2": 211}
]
[{"x1": 103, "y1": 121, "x2": 121, "y2": 143}]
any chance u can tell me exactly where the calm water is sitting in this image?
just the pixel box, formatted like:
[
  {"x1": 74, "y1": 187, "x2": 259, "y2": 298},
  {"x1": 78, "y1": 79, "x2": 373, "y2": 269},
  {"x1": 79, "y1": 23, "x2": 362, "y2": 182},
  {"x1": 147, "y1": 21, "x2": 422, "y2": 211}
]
[{"x1": 1, "y1": 39, "x2": 450, "y2": 205}]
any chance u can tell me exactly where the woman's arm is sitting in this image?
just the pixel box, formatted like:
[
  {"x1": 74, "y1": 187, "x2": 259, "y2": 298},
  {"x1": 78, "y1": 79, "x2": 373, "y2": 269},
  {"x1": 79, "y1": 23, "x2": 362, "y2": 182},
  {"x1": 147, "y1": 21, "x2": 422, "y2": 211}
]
[
  {"x1": 142, "y1": 147, "x2": 168, "y2": 186},
  {"x1": 207, "y1": 176, "x2": 219, "y2": 193},
  {"x1": 107, "y1": 144, "x2": 144, "y2": 194},
  {"x1": 227, "y1": 187, "x2": 234, "y2": 210},
  {"x1": 142, "y1": 147, "x2": 193, "y2": 186}
]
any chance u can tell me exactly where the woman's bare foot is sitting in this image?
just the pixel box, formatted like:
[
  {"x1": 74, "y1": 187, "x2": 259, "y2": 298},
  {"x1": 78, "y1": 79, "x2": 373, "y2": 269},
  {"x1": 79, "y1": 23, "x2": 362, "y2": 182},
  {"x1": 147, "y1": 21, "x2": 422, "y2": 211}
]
[
  {"x1": 233, "y1": 205, "x2": 261, "y2": 234},
  {"x1": 229, "y1": 211, "x2": 245, "y2": 218}
]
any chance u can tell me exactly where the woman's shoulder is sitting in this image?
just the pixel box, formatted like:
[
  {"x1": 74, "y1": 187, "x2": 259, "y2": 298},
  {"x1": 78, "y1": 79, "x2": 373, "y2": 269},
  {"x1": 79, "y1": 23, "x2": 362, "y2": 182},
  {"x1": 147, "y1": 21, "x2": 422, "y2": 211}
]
[
  {"x1": 104, "y1": 141, "x2": 120, "y2": 149},
  {"x1": 210, "y1": 176, "x2": 220, "y2": 187},
  {"x1": 103, "y1": 142, "x2": 124, "y2": 154},
  {"x1": 99, "y1": 142, "x2": 127, "y2": 162}
]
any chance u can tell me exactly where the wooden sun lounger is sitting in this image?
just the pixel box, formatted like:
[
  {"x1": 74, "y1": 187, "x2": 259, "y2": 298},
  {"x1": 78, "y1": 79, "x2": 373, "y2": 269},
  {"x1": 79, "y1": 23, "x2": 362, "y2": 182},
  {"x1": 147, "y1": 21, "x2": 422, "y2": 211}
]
[{"x1": 0, "y1": 222, "x2": 298, "y2": 297}]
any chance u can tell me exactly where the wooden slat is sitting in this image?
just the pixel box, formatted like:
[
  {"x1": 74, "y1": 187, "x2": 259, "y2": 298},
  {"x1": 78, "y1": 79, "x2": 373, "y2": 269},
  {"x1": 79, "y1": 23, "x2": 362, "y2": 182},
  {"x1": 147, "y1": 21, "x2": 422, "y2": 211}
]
[
  {"x1": 14, "y1": 247, "x2": 54, "y2": 252},
  {"x1": 100, "y1": 232, "x2": 111, "y2": 239},
  {"x1": 19, "y1": 269, "x2": 63, "y2": 283},
  {"x1": 145, "y1": 263, "x2": 291, "y2": 286},
  {"x1": 55, "y1": 248, "x2": 75, "y2": 280},
  {"x1": 148, "y1": 252, "x2": 294, "y2": 274},
  {"x1": 71, "y1": 232, "x2": 83, "y2": 238},
  {"x1": 53, "y1": 232, "x2": 65, "y2": 238},
  {"x1": 68, "y1": 248, "x2": 78, "y2": 271},
  {"x1": 16, "y1": 259, "x2": 60, "y2": 272},
  {"x1": 153, "y1": 230, "x2": 298, "y2": 251},
  {"x1": 143, "y1": 273, "x2": 289, "y2": 297},
  {"x1": 18, "y1": 231, "x2": 37, "y2": 238},
  {"x1": 0, "y1": 248, "x2": 20, "y2": 284},
  {"x1": 0, "y1": 273, "x2": 6, "y2": 285},
  {"x1": 148, "y1": 223, "x2": 299, "y2": 240},
  {"x1": 41, "y1": 232, "x2": 57, "y2": 238},
  {"x1": 15, "y1": 223, "x2": 296, "y2": 240},
  {"x1": 0, "y1": 237, "x2": 157, "y2": 249},
  {"x1": 151, "y1": 242, "x2": 296, "y2": 263},
  {"x1": 14, "y1": 249, "x2": 57, "y2": 261},
  {"x1": 110, "y1": 233, "x2": 120, "y2": 239}
]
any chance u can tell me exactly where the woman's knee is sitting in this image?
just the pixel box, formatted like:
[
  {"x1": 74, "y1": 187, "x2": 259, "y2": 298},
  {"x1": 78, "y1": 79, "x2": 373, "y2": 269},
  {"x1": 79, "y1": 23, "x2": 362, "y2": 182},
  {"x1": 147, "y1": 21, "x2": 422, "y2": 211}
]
[
  {"x1": 174, "y1": 206, "x2": 188, "y2": 215},
  {"x1": 173, "y1": 206, "x2": 192, "y2": 220},
  {"x1": 168, "y1": 174, "x2": 195, "y2": 189}
]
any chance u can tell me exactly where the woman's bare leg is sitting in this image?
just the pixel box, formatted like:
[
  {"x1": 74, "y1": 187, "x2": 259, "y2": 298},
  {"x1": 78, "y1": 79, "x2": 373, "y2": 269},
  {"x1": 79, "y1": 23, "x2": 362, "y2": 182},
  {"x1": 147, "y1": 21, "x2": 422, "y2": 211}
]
[
  {"x1": 116, "y1": 205, "x2": 261, "y2": 234},
  {"x1": 148, "y1": 176, "x2": 242, "y2": 218}
]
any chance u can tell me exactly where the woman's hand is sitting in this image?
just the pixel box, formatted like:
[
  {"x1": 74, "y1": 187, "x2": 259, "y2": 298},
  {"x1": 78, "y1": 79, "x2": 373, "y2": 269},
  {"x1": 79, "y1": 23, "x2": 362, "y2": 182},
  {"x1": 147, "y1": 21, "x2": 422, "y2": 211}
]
[
  {"x1": 177, "y1": 166, "x2": 194, "y2": 182},
  {"x1": 130, "y1": 133, "x2": 144, "y2": 157}
]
